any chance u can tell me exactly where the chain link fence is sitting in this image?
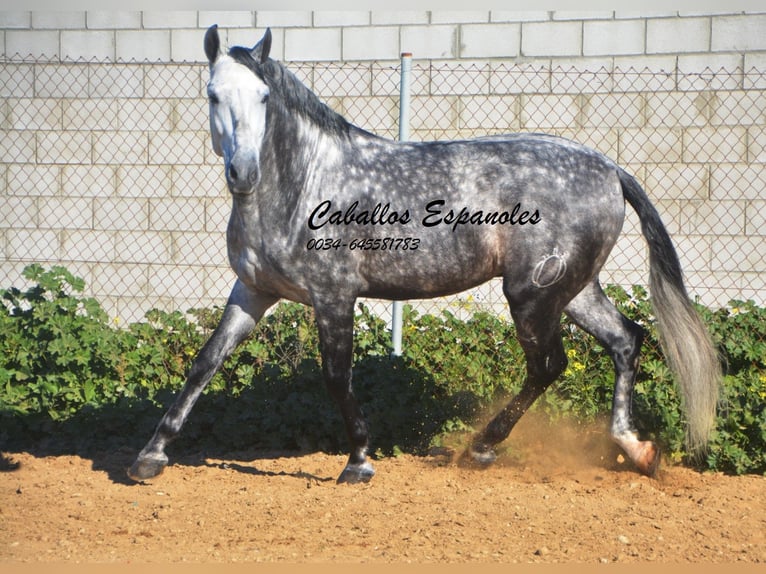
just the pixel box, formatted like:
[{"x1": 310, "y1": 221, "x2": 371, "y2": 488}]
[{"x1": 1, "y1": 57, "x2": 765, "y2": 332}]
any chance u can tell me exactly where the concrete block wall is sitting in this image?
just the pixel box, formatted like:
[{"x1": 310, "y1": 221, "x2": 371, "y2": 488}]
[{"x1": 1, "y1": 10, "x2": 765, "y2": 321}]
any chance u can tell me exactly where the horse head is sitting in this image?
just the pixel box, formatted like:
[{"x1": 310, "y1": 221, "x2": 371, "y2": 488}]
[{"x1": 204, "y1": 25, "x2": 272, "y2": 195}]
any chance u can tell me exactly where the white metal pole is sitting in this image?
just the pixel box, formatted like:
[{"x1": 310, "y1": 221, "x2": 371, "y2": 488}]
[{"x1": 391, "y1": 52, "x2": 412, "y2": 357}]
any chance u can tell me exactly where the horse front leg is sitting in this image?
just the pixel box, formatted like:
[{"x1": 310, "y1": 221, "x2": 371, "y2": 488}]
[
  {"x1": 313, "y1": 296, "x2": 374, "y2": 484},
  {"x1": 128, "y1": 281, "x2": 278, "y2": 481}
]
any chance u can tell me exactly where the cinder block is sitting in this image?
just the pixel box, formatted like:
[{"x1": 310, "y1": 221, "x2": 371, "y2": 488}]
[
  {"x1": 115, "y1": 230, "x2": 172, "y2": 264},
  {"x1": 94, "y1": 198, "x2": 149, "y2": 231},
  {"x1": 285, "y1": 28, "x2": 342, "y2": 62},
  {"x1": 682, "y1": 126, "x2": 748, "y2": 163},
  {"x1": 147, "y1": 264, "x2": 207, "y2": 299},
  {"x1": 148, "y1": 131, "x2": 206, "y2": 165},
  {"x1": 0, "y1": 12, "x2": 31, "y2": 28},
  {"x1": 490, "y1": 12, "x2": 549, "y2": 23},
  {"x1": 35, "y1": 64, "x2": 89, "y2": 98},
  {"x1": 150, "y1": 198, "x2": 206, "y2": 232},
  {"x1": 744, "y1": 54, "x2": 766, "y2": 89},
  {"x1": 746, "y1": 200, "x2": 766, "y2": 235},
  {"x1": 61, "y1": 30, "x2": 116, "y2": 62},
  {"x1": 255, "y1": 11, "x2": 312, "y2": 28},
  {"x1": 204, "y1": 265, "x2": 237, "y2": 300},
  {"x1": 118, "y1": 99, "x2": 173, "y2": 131},
  {"x1": 37, "y1": 131, "x2": 92, "y2": 164},
  {"x1": 711, "y1": 91, "x2": 766, "y2": 127},
  {"x1": 401, "y1": 25, "x2": 457, "y2": 60},
  {"x1": 711, "y1": 236, "x2": 765, "y2": 272},
  {"x1": 205, "y1": 197, "x2": 230, "y2": 232},
  {"x1": 7, "y1": 229, "x2": 60, "y2": 261},
  {"x1": 410, "y1": 95, "x2": 458, "y2": 131},
  {"x1": 646, "y1": 17, "x2": 710, "y2": 54},
  {"x1": 314, "y1": 11, "x2": 370, "y2": 27},
  {"x1": 681, "y1": 200, "x2": 745, "y2": 235},
  {"x1": 520, "y1": 94, "x2": 579, "y2": 130},
  {"x1": 603, "y1": 234, "x2": 647, "y2": 272},
  {"x1": 618, "y1": 128, "x2": 683, "y2": 164},
  {"x1": 459, "y1": 95, "x2": 518, "y2": 131},
  {"x1": 0, "y1": 196, "x2": 36, "y2": 227},
  {"x1": 431, "y1": 61, "x2": 490, "y2": 96},
  {"x1": 117, "y1": 166, "x2": 172, "y2": 198},
  {"x1": 0, "y1": 64, "x2": 34, "y2": 97},
  {"x1": 198, "y1": 11, "x2": 255, "y2": 28},
  {"x1": 90, "y1": 262, "x2": 148, "y2": 298},
  {"x1": 63, "y1": 99, "x2": 118, "y2": 130},
  {"x1": 62, "y1": 165, "x2": 117, "y2": 197},
  {"x1": 372, "y1": 12, "x2": 429, "y2": 25},
  {"x1": 677, "y1": 54, "x2": 743, "y2": 90},
  {"x1": 553, "y1": 11, "x2": 613, "y2": 21},
  {"x1": 340, "y1": 96, "x2": 399, "y2": 135},
  {"x1": 172, "y1": 231, "x2": 227, "y2": 266},
  {"x1": 6, "y1": 165, "x2": 60, "y2": 196},
  {"x1": 712, "y1": 14, "x2": 766, "y2": 51},
  {"x1": 672, "y1": 234, "x2": 712, "y2": 273},
  {"x1": 171, "y1": 29, "x2": 207, "y2": 63},
  {"x1": 460, "y1": 23, "x2": 521, "y2": 59},
  {"x1": 145, "y1": 65, "x2": 202, "y2": 98},
  {"x1": 32, "y1": 11, "x2": 85, "y2": 29},
  {"x1": 490, "y1": 61, "x2": 550, "y2": 94},
  {"x1": 6, "y1": 31, "x2": 59, "y2": 60},
  {"x1": 431, "y1": 11, "x2": 489, "y2": 24},
  {"x1": 613, "y1": 55, "x2": 676, "y2": 92},
  {"x1": 580, "y1": 93, "x2": 644, "y2": 128},
  {"x1": 644, "y1": 163, "x2": 710, "y2": 200},
  {"x1": 521, "y1": 21, "x2": 582, "y2": 57},
  {"x1": 142, "y1": 11, "x2": 198, "y2": 29},
  {"x1": 8, "y1": 98, "x2": 61, "y2": 130},
  {"x1": 39, "y1": 197, "x2": 93, "y2": 230},
  {"x1": 748, "y1": 127, "x2": 766, "y2": 163},
  {"x1": 583, "y1": 19, "x2": 645, "y2": 56},
  {"x1": 710, "y1": 164, "x2": 766, "y2": 200},
  {"x1": 313, "y1": 63, "x2": 372, "y2": 97},
  {"x1": 93, "y1": 131, "x2": 148, "y2": 165},
  {"x1": 552, "y1": 58, "x2": 613, "y2": 93},
  {"x1": 86, "y1": 11, "x2": 141, "y2": 29},
  {"x1": 0, "y1": 130, "x2": 35, "y2": 163},
  {"x1": 62, "y1": 229, "x2": 114, "y2": 262},
  {"x1": 90, "y1": 64, "x2": 145, "y2": 98},
  {"x1": 172, "y1": 165, "x2": 226, "y2": 198},
  {"x1": 646, "y1": 92, "x2": 709, "y2": 128},
  {"x1": 343, "y1": 26, "x2": 399, "y2": 61},
  {"x1": 117, "y1": 30, "x2": 171, "y2": 62}
]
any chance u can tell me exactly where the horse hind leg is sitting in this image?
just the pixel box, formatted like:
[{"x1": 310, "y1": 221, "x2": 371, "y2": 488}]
[
  {"x1": 564, "y1": 281, "x2": 660, "y2": 477},
  {"x1": 468, "y1": 292, "x2": 568, "y2": 465}
]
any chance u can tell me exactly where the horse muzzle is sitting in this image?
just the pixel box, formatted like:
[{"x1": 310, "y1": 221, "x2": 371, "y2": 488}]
[{"x1": 226, "y1": 155, "x2": 260, "y2": 194}]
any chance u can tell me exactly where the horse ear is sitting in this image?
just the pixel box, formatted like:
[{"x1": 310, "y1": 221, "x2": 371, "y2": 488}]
[
  {"x1": 204, "y1": 25, "x2": 221, "y2": 65},
  {"x1": 252, "y1": 28, "x2": 272, "y2": 64}
]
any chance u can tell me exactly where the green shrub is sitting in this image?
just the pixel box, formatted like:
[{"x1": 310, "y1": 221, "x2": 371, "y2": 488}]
[{"x1": 1, "y1": 265, "x2": 764, "y2": 475}]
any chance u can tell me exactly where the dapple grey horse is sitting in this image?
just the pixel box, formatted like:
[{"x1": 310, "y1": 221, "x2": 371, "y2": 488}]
[{"x1": 129, "y1": 26, "x2": 720, "y2": 484}]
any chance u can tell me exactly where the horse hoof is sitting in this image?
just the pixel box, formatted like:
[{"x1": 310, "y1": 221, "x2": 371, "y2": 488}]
[
  {"x1": 337, "y1": 461, "x2": 375, "y2": 484},
  {"x1": 634, "y1": 441, "x2": 661, "y2": 477},
  {"x1": 465, "y1": 447, "x2": 497, "y2": 467},
  {"x1": 127, "y1": 454, "x2": 168, "y2": 482}
]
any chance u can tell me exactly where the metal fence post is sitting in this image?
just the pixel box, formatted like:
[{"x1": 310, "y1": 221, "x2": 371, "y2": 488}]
[{"x1": 391, "y1": 52, "x2": 412, "y2": 357}]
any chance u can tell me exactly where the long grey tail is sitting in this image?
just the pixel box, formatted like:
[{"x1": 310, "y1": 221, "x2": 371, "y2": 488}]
[{"x1": 619, "y1": 168, "x2": 721, "y2": 455}]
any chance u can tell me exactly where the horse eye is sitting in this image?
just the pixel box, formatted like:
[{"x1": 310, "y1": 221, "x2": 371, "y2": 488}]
[
  {"x1": 208, "y1": 94, "x2": 219, "y2": 105},
  {"x1": 261, "y1": 94, "x2": 269, "y2": 105}
]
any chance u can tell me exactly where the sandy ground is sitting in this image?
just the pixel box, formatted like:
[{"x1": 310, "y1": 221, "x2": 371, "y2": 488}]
[{"x1": 2, "y1": 418, "x2": 764, "y2": 565}]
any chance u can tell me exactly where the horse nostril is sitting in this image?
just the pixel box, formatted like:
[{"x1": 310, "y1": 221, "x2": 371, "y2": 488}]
[{"x1": 228, "y1": 164, "x2": 239, "y2": 182}]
